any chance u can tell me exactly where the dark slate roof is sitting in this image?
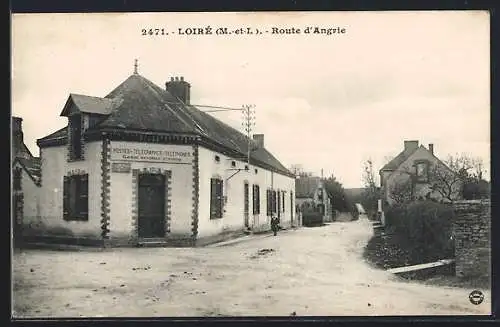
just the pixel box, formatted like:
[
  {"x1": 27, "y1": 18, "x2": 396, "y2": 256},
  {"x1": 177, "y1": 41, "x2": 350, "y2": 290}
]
[
  {"x1": 19, "y1": 157, "x2": 41, "y2": 178},
  {"x1": 379, "y1": 147, "x2": 419, "y2": 172},
  {"x1": 96, "y1": 75, "x2": 199, "y2": 133},
  {"x1": 14, "y1": 157, "x2": 41, "y2": 185},
  {"x1": 65, "y1": 94, "x2": 117, "y2": 115},
  {"x1": 38, "y1": 74, "x2": 293, "y2": 176},
  {"x1": 295, "y1": 176, "x2": 321, "y2": 198}
]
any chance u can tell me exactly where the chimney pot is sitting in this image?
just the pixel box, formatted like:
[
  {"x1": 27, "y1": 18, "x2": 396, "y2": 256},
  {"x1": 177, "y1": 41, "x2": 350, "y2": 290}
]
[
  {"x1": 428, "y1": 143, "x2": 434, "y2": 155},
  {"x1": 166, "y1": 75, "x2": 191, "y2": 105},
  {"x1": 253, "y1": 134, "x2": 264, "y2": 148}
]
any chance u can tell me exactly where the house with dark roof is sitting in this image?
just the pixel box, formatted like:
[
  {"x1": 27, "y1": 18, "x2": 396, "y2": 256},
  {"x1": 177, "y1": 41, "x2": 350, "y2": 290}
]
[
  {"x1": 12, "y1": 117, "x2": 41, "y2": 244},
  {"x1": 31, "y1": 68, "x2": 296, "y2": 247},
  {"x1": 295, "y1": 174, "x2": 332, "y2": 223},
  {"x1": 379, "y1": 140, "x2": 462, "y2": 223}
]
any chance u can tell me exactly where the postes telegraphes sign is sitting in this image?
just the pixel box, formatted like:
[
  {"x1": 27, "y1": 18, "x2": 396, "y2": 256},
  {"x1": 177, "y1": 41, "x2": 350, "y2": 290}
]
[{"x1": 110, "y1": 145, "x2": 193, "y2": 164}]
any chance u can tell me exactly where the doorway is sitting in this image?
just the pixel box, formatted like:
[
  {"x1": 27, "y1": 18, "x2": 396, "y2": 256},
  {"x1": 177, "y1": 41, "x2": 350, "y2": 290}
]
[
  {"x1": 290, "y1": 191, "x2": 294, "y2": 225},
  {"x1": 138, "y1": 173, "x2": 166, "y2": 238}
]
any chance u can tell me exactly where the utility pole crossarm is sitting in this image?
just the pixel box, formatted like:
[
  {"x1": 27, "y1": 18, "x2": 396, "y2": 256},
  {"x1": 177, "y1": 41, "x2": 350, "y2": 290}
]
[{"x1": 241, "y1": 104, "x2": 256, "y2": 169}]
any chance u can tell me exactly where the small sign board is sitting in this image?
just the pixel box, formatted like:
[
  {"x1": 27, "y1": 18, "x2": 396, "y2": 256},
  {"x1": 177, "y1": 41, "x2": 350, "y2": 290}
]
[{"x1": 111, "y1": 162, "x2": 132, "y2": 173}]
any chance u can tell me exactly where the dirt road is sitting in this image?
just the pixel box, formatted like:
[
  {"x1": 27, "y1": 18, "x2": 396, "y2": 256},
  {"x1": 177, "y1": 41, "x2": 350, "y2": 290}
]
[{"x1": 12, "y1": 218, "x2": 491, "y2": 317}]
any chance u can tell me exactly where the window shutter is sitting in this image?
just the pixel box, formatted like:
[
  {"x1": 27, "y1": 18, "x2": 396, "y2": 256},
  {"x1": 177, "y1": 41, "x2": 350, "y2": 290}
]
[
  {"x1": 266, "y1": 190, "x2": 270, "y2": 216},
  {"x1": 63, "y1": 176, "x2": 70, "y2": 220},
  {"x1": 258, "y1": 186, "x2": 261, "y2": 213},
  {"x1": 210, "y1": 178, "x2": 216, "y2": 218},
  {"x1": 282, "y1": 192, "x2": 285, "y2": 213},
  {"x1": 79, "y1": 174, "x2": 89, "y2": 219},
  {"x1": 219, "y1": 179, "x2": 224, "y2": 218}
]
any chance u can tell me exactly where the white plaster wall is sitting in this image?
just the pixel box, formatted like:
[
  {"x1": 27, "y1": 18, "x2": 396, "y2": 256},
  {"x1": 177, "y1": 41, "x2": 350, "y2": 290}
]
[
  {"x1": 197, "y1": 146, "x2": 295, "y2": 238},
  {"x1": 108, "y1": 141, "x2": 194, "y2": 239},
  {"x1": 35, "y1": 142, "x2": 102, "y2": 237}
]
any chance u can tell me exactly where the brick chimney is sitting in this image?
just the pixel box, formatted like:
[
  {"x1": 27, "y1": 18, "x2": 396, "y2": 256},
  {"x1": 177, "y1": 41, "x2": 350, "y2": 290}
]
[
  {"x1": 12, "y1": 117, "x2": 24, "y2": 148},
  {"x1": 404, "y1": 140, "x2": 419, "y2": 152},
  {"x1": 253, "y1": 134, "x2": 264, "y2": 148},
  {"x1": 428, "y1": 143, "x2": 434, "y2": 155},
  {"x1": 165, "y1": 76, "x2": 191, "y2": 104}
]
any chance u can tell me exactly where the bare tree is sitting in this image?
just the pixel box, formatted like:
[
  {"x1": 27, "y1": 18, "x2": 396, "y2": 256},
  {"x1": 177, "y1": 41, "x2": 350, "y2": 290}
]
[
  {"x1": 362, "y1": 159, "x2": 377, "y2": 188},
  {"x1": 361, "y1": 159, "x2": 379, "y2": 215},
  {"x1": 429, "y1": 164, "x2": 463, "y2": 202}
]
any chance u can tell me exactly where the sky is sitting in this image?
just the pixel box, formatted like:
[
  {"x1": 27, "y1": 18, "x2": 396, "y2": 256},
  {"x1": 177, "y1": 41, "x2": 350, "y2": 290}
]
[{"x1": 11, "y1": 11, "x2": 490, "y2": 188}]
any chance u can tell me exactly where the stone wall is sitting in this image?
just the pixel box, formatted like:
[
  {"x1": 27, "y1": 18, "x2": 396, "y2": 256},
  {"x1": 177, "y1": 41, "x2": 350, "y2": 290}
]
[{"x1": 452, "y1": 200, "x2": 491, "y2": 278}]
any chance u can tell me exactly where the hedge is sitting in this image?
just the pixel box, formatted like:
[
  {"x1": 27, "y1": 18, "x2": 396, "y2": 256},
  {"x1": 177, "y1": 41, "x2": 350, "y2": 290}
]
[{"x1": 384, "y1": 200, "x2": 455, "y2": 262}]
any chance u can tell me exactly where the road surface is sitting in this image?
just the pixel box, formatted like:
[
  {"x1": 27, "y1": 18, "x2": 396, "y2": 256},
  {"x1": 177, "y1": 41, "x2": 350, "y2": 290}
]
[{"x1": 12, "y1": 217, "x2": 491, "y2": 317}]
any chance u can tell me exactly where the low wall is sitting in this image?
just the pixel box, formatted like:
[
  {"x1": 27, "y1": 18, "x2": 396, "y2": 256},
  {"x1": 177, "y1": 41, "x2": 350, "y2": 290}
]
[{"x1": 452, "y1": 200, "x2": 491, "y2": 279}]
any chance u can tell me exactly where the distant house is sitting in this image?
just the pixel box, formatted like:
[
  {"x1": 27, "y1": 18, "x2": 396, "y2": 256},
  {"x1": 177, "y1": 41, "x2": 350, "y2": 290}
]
[
  {"x1": 379, "y1": 140, "x2": 462, "y2": 222},
  {"x1": 11, "y1": 117, "x2": 41, "y2": 243},
  {"x1": 295, "y1": 174, "x2": 332, "y2": 223}
]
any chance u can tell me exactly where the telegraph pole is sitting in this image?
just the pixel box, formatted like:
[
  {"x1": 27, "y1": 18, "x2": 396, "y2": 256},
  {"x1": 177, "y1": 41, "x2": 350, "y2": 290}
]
[{"x1": 241, "y1": 104, "x2": 256, "y2": 169}]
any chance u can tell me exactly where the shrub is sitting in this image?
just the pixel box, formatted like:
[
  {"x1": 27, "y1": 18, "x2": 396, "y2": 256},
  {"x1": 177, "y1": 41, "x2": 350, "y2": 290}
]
[{"x1": 384, "y1": 200, "x2": 455, "y2": 262}]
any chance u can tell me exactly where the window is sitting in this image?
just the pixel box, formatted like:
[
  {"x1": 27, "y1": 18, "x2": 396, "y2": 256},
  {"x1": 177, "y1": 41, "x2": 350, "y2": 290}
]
[
  {"x1": 272, "y1": 190, "x2": 277, "y2": 213},
  {"x1": 215, "y1": 155, "x2": 220, "y2": 163},
  {"x1": 244, "y1": 182, "x2": 249, "y2": 215},
  {"x1": 63, "y1": 174, "x2": 89, "y2": 221},
  {"x1": 231, "y1": 161, "x2": 236, "y2": 168},
  {"x1": 282, "y1": 191, "x2": 285, "y2": 213},
  {"x1": 415, "y1": 161, "x2": 429, "y2": 182},
  {"x1": 69, "y1": 114, "x2": 83, "y2": 160},
  {"x1": 13, "y1": 168, "x2": 22, "y2": 191},
  {"x1": 210, "y1": 178, "x2": 224, "y2": 219},
  {"x1": 252, "y1": 185, "x2": 260, "y2": 214},
  {"x1": 266, "y1": 189, "x2": 272, "y2": 216}
]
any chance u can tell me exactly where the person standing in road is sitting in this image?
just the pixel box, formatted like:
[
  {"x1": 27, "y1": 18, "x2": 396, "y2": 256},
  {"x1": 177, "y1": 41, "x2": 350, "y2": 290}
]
[{"x1": 271, "y1": 215, "x2": 280, "y2": 236}]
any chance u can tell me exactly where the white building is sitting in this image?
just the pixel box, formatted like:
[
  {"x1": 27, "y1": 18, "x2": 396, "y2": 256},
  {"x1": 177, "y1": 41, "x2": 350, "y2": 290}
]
[{"x1": 27, "y1": 69, "x2": 296, "y2": 247}]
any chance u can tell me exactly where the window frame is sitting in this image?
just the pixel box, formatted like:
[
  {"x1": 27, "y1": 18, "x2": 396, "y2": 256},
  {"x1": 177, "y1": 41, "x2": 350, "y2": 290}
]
[
  {"x1": 63, "y1": 173, "x2": 89, "y2": 221},
  {"x1": 415, "y1": 160, "x2": 430, "y2": 183},
  {"x1": 252, "y1": 184, "x2": 260, "y2": 215},
  {"x1": 210, "y1": 178, "x2": 224, "y2": 219}
]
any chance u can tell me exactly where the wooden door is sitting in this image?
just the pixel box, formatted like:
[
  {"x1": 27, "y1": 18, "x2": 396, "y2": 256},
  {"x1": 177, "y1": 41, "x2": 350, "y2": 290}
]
[{"x1": 138, "y1": 173, "x2": 166, "y2": 238}]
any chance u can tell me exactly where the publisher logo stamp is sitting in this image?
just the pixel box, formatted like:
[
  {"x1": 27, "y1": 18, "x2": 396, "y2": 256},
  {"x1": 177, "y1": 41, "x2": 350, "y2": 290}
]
[{"x1": 469, "y1": 290, "x2": 484, "y2": 305}]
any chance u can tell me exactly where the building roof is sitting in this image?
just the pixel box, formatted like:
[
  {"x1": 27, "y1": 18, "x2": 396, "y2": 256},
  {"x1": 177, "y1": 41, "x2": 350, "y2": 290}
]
[
  {"x1": 379, "y1": 147, "x2": 420, "y2": 172},
  {"x1": 38, "y1": 74, "x2": 293, "y2": 176},
  {"x1": 61, "y1": 94, "x2": 118, "y2": 115},
  {"x1": 13, "y1": 157, "x2": 41, "y2": 185},
  {"x1": 295, "y1": 176, "x2": 322, "y2": 198}
]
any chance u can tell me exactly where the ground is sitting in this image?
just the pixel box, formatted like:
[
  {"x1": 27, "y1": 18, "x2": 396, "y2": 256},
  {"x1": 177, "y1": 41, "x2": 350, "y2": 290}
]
[{"x1": 12, "y1": 217, "x2": 491, "y2": 317}]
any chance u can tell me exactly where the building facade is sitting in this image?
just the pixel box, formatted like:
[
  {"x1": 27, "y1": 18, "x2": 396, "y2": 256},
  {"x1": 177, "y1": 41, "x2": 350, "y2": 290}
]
[
  {"x1": 379, "y1": 140, "x2": 462, "y2": 224},
  {"x1": 25, "y1": 72, "x2": 295, "y2": 247},
  {"x1": 295, "y1": 174, "x2": 332, "y2": 223}
]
